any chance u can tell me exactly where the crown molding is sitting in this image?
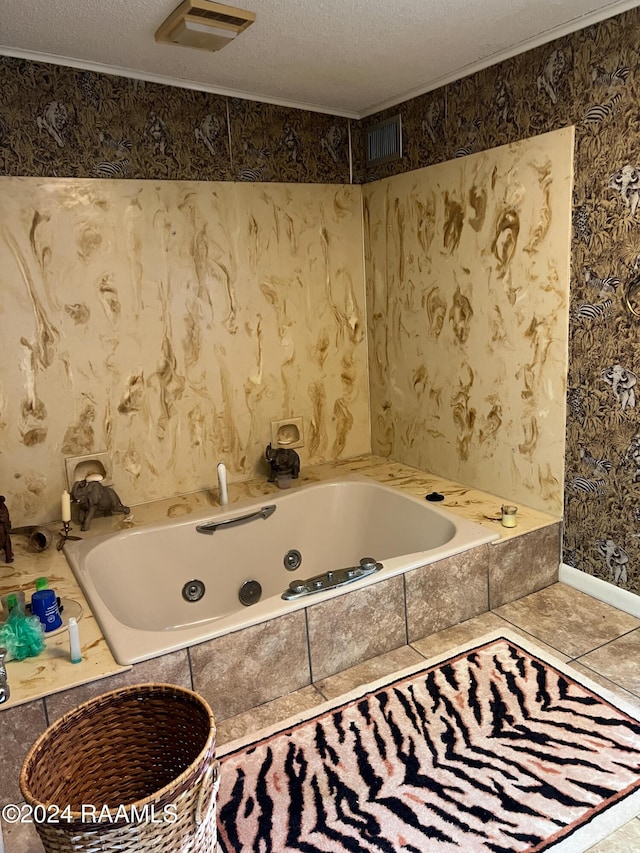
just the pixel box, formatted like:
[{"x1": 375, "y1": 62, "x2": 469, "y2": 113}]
[
  {"x1": 2, "y1": 0, "x2": 639, "y2": 122},
  {"x1": 359, "y1": 0, "x2": 640, "y2": 118},
  {"x1": 0, "y1": 46, "x2": 360, "y2": 120}
]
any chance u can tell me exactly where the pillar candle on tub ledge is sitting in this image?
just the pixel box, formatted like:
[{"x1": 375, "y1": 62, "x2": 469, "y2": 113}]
[{"x1": 61, "y1": 490, "x2": 71, "y2": 523}]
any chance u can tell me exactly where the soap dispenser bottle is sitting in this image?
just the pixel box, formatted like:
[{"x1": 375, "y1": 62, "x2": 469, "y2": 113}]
[{"x1": 1, "y1": 590, "x2": 25, "y2": 621}]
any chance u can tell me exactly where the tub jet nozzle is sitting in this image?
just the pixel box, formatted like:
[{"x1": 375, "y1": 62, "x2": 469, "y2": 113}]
[{"x1": 239, "y1": 580, "x2": 262, "y2": 606}]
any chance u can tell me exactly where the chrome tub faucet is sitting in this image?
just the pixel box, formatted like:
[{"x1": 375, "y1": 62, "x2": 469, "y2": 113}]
[{"x1": 217, "y1": 462, "x2": 229, "y2": 506}]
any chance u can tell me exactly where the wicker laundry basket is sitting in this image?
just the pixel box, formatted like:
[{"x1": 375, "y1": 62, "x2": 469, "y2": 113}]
[{"x1": 20, "y1": 683, "x2": 219, "y2": 853}]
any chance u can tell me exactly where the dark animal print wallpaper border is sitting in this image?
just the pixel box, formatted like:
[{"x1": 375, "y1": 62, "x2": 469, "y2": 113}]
[
  {"x1": 0, "y1": 58, "x2": 351, "y2": 183},
  {"x1": 2, "y1": 5, "x2": 640, "y2": 597}
]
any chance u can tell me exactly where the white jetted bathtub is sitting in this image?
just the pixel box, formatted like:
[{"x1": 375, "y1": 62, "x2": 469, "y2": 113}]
[{"x1": 63, "y1": 476, "x2": 499, "y2": 664}]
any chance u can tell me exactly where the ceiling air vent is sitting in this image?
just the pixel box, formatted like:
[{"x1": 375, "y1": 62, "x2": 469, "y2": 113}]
[
  {"x1": 366, "y1": 114, "x2": 403, "y2": 167},
  {"x1": 156, "y1": 0, "x2": 255, "y2": 52}
]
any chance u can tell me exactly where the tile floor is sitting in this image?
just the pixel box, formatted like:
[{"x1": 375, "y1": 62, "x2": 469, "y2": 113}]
[
  {"x1": 4, "y1": 582, "x2": 640, "y2": 852},
  {"x1": 216, "y1": 582, "x2": 640, "y2": 853}
]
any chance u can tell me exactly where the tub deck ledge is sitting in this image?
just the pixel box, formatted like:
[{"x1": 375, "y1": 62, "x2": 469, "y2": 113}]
[{"x1": 0, "y1": 455, "x2": 559, "y2": 710}]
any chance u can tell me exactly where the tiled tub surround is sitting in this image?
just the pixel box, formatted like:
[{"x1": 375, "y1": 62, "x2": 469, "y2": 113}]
[
  {"x1": 63, "y1": 476, "x2": 499, "y2": 665},
  {"x1": 0, "y1": 455, "x2": 557, "y2": 710},
  {"x1": 0, "y1": 456, "x2": 560, "y2": 817},
  {"x1": 0, "y1": 534, "x2": 560, "y2": 801}
]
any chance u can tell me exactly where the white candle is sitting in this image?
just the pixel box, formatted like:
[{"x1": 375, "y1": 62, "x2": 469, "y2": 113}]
[{"x1": 61, "y1": 490, "x2": 71, "y2": 522}]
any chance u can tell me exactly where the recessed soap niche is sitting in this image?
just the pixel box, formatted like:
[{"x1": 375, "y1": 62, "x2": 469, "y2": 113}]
[
  {"x1": 65, "y1": 452, "x2": 112, "y2": 490},
  {"x1": 270, "y1": 417, "x2": 304, "y2": 449}
]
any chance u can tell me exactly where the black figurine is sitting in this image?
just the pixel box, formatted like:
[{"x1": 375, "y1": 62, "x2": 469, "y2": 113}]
[
  {"x1": 70, "y1": 479, "x2": 130, "y2": 531},
  {"x1": 266, "y1": 443, "x2": 300, "y2": 483},
  {"x1": 0, "y1": 496, "x2": 14, "y2": 563}
]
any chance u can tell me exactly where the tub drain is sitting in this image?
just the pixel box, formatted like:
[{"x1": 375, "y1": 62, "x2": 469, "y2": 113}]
[
  {"x1": 239, "y1": 580, "x2": 262, "y2": 606},
  {"x1": 182, "y1": 579, "x2": 205, "y2": 602}
]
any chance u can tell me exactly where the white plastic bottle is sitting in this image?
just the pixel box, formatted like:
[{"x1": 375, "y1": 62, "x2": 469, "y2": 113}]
[{"x1": 68, "y1": 617, "x2": 82, "y2": 664}]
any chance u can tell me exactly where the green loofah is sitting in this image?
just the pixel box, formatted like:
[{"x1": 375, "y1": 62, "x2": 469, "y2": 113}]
[{"x1": 0, "y1": 603, "x2": 46, "y2": 661}]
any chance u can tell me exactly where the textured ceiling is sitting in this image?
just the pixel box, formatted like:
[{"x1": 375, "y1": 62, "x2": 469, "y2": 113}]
[{"x1": 1, "y1": 0, "x2": 639, "y2": 117}]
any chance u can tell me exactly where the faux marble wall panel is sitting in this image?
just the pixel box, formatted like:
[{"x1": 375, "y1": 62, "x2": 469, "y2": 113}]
[
  {"x1": 364, "y1": 128, "x2": 573, "y2": 515},
  {"x1": 0, "y1": 178, "x2": 369, "y2": 525}
]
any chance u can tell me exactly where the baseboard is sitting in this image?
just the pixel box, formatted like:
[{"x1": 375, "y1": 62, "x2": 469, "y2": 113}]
[{"x1": 559, "y1": 563, "x2": 640, "y2": 619}]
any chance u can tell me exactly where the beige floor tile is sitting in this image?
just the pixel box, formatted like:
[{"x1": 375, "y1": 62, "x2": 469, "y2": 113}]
[
  {"x1": 493, "y1": 583, "x2": 640, "y2": 658},
  {"x1": 0, "y1": 701, "x2": 48, "y2": 807},
  {"x1": 1, "y1": 816, "x2": 45, "y2": 852},
  {"x1": 409, "y1": 610, "x2": 571, "y2": 662},
  {"x1": 503, "y1": 625, "x2": 573, "y2": 662},
  {"x1": 314, "y1": 645, "x2": 426, "y2": 700},
  {"x1": 576, "y1": 629, "x2": 640, "y2": 697},
  {"x1": 569, "y1": 661, "x2": 640, "y2": 708},
  {"x1": 410, "y1": 611, "x2": 508, "y2": 658},
  {"x1": 586, "y1": 816, "x2": 640, "y2": 851},
  {"x1": 215, "y1": 685, "x2": 325, "y2": 747}
]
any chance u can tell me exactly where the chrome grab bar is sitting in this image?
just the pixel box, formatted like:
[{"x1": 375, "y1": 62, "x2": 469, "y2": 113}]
[{"x1": 196, "y1": 504, "x2": 276, "y2": 534}]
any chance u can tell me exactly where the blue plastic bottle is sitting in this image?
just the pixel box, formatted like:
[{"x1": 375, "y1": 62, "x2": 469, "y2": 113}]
[{"x1": 31, "y1": 577, "x2": 62, "y2": 632}]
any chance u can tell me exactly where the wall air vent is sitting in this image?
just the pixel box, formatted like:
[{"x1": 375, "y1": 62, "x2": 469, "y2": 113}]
[
  {"x1": 366, "y1": 114, "x2": 403, "y2": 167},
  {"x1": 156, "y1": 0, "x2": 255, "y2": 52}
]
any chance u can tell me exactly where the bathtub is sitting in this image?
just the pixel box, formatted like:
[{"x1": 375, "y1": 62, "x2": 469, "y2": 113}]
[{"x1": 63, "y1": 475, "x2": 499, "y2": 665}]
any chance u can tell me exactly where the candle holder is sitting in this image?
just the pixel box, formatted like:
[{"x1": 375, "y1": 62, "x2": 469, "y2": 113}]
[{"x1": 56, "y1": 521, "x2": 81, "y2": 551}]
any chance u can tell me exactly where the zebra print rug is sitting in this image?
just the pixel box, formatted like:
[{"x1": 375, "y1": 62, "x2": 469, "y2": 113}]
[{"x1": 216, "y1": 631, "x2": 640, "y2": 852}]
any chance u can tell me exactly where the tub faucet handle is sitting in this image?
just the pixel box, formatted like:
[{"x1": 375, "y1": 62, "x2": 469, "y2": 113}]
[{"x1": 0, "y1": 647, "x2": 9, "y2": 704}]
